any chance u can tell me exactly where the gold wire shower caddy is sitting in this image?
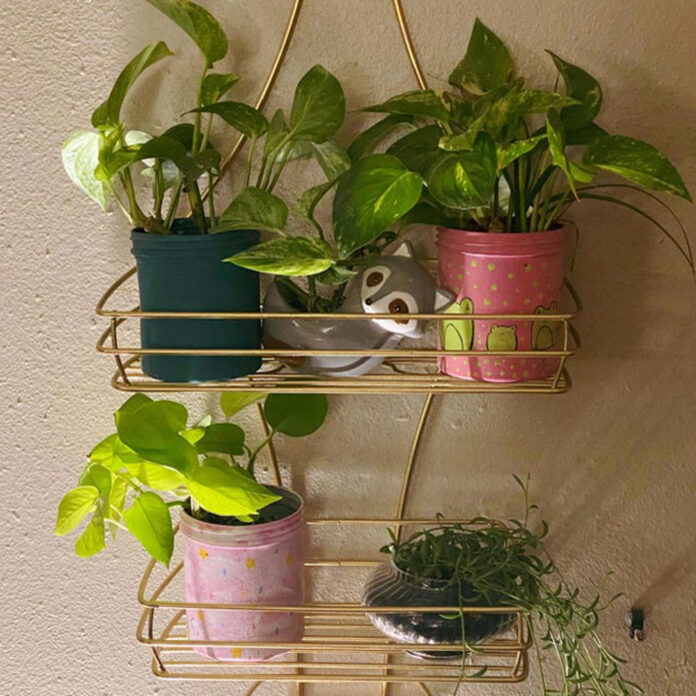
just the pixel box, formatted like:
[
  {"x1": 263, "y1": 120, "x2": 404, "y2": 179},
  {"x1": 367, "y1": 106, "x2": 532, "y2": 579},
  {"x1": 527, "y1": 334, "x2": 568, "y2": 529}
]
[{"x1": 90, "y1": 0, "x2": 586, "y2": 692}]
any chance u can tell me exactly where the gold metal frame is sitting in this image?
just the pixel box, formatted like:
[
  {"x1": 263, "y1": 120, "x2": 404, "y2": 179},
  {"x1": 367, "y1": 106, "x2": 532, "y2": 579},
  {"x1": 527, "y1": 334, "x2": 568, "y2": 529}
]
[{"x1": 101, "y1": 0, "x2": 583, "y2": 690}]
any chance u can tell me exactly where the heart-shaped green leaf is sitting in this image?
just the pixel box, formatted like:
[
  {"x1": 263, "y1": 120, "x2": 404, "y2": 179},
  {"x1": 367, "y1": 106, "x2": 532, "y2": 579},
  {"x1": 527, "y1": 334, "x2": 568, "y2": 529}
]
[
  {"x1": 310, "y1": 139, "x2": 351, "y2": 180},
  {"x1": 264, "y1": 393, "x2": 328, "y2": 437},
  {"x1": 448, "y1": 18, "x2": 515, "y2": 94},
  {"x1": 547, "y1": 51, "x2": 602, "y2": 131},
  {"x1": 144, "y1": 0, "x2": 227, "y2": 67},
  {"x1": 426, "y1": 133, "x2": 497, "y2": 210},
  {"x1": 123, "y1": 492, "x2": 174, "y2": 565},
  {"x1": 387, "y1": 126, "x2": 442, "y2": 177},
  {"x1": 116, "y1": 399, "x2": 197, "y2": 476},
  {"x1": 214, "y1": 187, "x2": 288, "y2": 234},
  {"x1": 220, "y1": 393, "x2": 266, "y2": 419},
  {"x1": 584, "y1": 135, "x2": 691, "y2": 201},
  {"x1": 79, "y1": 463, "x2": 112, "y2": 502},
  {"x1": 362, "y1": 90, "x2": 450, "y2": 122},
  {"x1": 347, "y1": 114, "x2": 414, "y2": 162},
  {"x1": 193, "y1": 102, "x2": 269, "y2": 139},
  {"x1": 497, "y1": 135, "x2": 547, "y2": 171},
  {"x1": 201, "y1": 72, "x2": 240, "y2": 106},
  {"x1": 55, "y1": 486, "x2": 100, "y2": 536},
  {"x1": 61, "y1": 131, "x2": 112, "y2": 210},
  {"x1": 75, "y1": 514, "x2": 106, "y2": 557},
  {"x1": 290, "y1": 65, "x2": 346, "y2": 142},
  {"x1": 195, "y1": 423, "x2": 245, "y2": 456},
  {"x1": 187, "y1": 459, "x2": 281, "y2": 517},
  {"x1": 333, "y1": 154, "x2": 423, "y2": 258},
  {"x1": 132, "y1": 136, "x2": 206, "y2": 185},
  {"x1": 227, "y1": 237, "x2": 334, "y2": 276},
  {"x1": 92, "y1": 42, "x2": 172, "y2": 128},
  {"x1": 125, "y1": 462, "x2": 186, "y2": 491}
]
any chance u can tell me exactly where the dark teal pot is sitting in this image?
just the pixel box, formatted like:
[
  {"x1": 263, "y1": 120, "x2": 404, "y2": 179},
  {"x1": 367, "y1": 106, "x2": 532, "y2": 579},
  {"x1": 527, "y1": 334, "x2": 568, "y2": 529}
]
[{"x1": 131, "y1": 220, "x2": 261, "y2": 383}]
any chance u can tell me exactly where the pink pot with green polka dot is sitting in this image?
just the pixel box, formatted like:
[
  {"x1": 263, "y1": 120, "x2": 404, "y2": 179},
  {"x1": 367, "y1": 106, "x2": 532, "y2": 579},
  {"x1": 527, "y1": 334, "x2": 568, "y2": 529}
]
[
  {"x1": 437, "y1": 227, "x2": 565, "y2": 383},
  {"x1": 179, "y1": 488, "x2": 305, "y2": 662}
]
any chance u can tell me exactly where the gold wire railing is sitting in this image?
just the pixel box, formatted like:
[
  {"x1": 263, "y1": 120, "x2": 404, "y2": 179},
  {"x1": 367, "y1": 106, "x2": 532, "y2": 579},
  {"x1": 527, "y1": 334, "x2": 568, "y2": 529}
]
[{"x1": 95, "y1": 265, "x2": 580, "y2": 394}]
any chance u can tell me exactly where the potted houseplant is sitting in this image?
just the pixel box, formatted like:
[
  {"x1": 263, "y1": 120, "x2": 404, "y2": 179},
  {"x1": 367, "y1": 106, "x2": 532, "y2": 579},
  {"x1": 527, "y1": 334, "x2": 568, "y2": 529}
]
[
  {"x1": 62, "y1": 0, "x2": 345, "y2": 383},
  {"x1": 227, "y1": 151, "x2": 453, "y2": 375},
  {"x1": 54, "y1": 391, "x2": 328, "y2": 661},
  {"x1": 355, "y1": 18, "x2": 692, "y2": 382},
  {"x1": 363, "y1": 476, "x2": 642, "y2": 695}
]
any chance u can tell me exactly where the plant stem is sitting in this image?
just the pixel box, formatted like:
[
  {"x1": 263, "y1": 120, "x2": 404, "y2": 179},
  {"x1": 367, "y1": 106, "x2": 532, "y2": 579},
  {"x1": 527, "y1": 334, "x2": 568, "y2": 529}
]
[
  {"x1": 191, "y1": 64, "x2": 209, "y2": 156},
  {"x1": 537, "y1": 169, "x2": 559, "y2": 232},
  {"x1": 260, "y1": 133, "x2": 293, "y2": 191},
  {"x1": 187, "y1": 182, "x2": 207, "y2": 233},
  {"x1": 111, "y1": 185, "x2": 133, "y2": 222},
  {"x1": 541, "y1": 189, "x2": 569, "y2": 231},
  {"x1": 307, "y1": 276, "x2": 317, "y2": 312},
  {"x1": 244, "y1": 136, "x2": 257, "y2": 190},
  {"x1": 517, "y1": 159, "x2": 528, "y2": 232},
  {"x1": 246, "y1": 429, "x2": 276, "y2": 477},
  {"x1": 153, "y1": 161, "x2": 165, "y2": 222},
  {"x1": 119, "y1": 170, "x2": 146, "y2": 227},
  {"x1": 164, "y1": 177, "x2": 184, "y2": 229},
  {"x1": 268, "y1": 146, "x2": 292, "y2": 192},
  {"x1": 207, "y1": 172, "x2": 216, "y2": 225}
]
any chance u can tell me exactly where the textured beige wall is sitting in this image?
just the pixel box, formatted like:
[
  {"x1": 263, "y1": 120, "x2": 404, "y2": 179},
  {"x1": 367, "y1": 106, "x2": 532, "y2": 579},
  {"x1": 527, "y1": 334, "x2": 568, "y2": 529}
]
[{"x1": 2, "y1": 1, "x2": 695, "y2": 694}]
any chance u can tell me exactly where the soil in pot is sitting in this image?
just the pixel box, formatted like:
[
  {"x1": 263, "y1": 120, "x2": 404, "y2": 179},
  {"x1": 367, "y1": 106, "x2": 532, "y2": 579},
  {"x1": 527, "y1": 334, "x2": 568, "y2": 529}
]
[
  {"x1": 437, "y1": 227, "x2": 565, "y2": 383},
  {"x1": 363, "y1": 561, "x2": 514, "y2": 659},
  {"x1": 180, "y1": 487, "x2": 305, "y2": 661},
  {"x1": 131, "y1": 219, "x2": 262, "y2": 383}
]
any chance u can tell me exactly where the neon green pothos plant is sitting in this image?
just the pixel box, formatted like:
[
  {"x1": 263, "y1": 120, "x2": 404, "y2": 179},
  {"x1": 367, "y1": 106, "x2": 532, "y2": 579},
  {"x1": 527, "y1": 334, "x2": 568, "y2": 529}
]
[
  {"x1": 54, "y1": 392, "x2": 327, "y2": 565},
  {"x1": 61, "y1": 0, "x2": 345, "y2": 236},
  {"x1": 382, "y1": 476, "x2": 641, "y2": 696},
  {"x1": 353, "y1": 18, "x2": 692, "y2": 269}
]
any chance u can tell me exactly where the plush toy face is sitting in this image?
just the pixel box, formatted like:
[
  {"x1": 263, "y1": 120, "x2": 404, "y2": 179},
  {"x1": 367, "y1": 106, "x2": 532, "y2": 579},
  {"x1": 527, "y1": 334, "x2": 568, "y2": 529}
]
[
  {"x1": 357, "y1": 242, "x2": 453, "y2": 338},
  {"x1": 360, "y1": 263, "x2": 420, "y2": 336}
]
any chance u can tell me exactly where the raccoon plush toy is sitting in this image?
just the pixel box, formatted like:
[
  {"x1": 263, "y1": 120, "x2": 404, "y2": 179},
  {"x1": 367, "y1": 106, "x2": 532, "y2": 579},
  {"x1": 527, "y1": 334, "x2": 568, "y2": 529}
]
[{"x1": 263, "y1": 242, "x2": 453, "y2": 376}]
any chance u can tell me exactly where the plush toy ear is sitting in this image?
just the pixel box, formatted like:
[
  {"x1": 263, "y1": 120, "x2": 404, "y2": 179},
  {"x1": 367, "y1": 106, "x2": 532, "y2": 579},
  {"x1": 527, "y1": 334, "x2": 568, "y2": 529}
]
[
  {"x1": 434, "y1": 288, "x2": 455, "y2": 311},
  {"x1": 392, "y1": 241, "x2": 415, "y2": 258}
]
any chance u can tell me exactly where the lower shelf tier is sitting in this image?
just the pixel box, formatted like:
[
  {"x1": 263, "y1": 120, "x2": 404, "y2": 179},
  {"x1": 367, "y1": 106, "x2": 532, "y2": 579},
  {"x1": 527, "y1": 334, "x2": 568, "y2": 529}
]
[{"x1": 137, "y1": 518, "x2": 530, "y2": 689}]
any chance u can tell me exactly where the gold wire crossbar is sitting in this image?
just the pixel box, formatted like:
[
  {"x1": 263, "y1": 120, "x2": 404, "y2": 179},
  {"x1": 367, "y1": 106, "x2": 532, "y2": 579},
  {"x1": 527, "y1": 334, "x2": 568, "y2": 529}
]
[
  {"x1": 137, "y1": 518, "x2": 530, "y2": 686},
  {"x1": 96, "y1": 266, "x2": 579, "y2": 394}
]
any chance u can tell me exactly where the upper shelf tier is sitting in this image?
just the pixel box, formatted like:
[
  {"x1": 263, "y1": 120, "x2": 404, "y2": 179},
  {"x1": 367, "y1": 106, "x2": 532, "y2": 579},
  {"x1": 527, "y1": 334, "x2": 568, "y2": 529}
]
[{"x1": 96, "y1": 266, "x2": 580, "y2": 394}]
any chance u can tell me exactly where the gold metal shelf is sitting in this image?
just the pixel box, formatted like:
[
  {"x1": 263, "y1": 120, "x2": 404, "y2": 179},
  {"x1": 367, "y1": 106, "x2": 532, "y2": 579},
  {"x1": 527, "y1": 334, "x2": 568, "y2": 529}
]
[
  {"x1": 137, "y1": 518, "x2": 530, "y2": 688},
  {"x1": 95, "y1": 266, "x2": 579, "y2": 394}
]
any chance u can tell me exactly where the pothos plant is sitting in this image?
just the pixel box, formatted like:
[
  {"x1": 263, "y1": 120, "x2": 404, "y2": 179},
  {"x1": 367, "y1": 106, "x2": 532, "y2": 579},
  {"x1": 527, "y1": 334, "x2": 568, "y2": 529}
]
[
  {"x1": 382, "y1": 476, "x2": 641, "y2": 696},
  {"x1": 54, "y1": 392, "x2": 327, "y2": 566},
  {"x1": 61, "y1": 0, "x2": 345, "y2": 236},
  {"x1": 226, "y1": 149, "x2": 425, "y2": 311},
  {"x1": 351, "y1": 18, "x2": 692, "y2": 268}
]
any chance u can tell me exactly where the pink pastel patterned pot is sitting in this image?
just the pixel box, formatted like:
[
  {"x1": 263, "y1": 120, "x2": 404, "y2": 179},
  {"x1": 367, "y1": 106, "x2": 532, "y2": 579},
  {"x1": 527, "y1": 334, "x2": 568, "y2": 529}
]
[
  {"x1": 180, "y1": 487, "x2": 305, "y2": 662},
  {"x1": 437, "y1": 227, "x2": 565, "y2": 382}
]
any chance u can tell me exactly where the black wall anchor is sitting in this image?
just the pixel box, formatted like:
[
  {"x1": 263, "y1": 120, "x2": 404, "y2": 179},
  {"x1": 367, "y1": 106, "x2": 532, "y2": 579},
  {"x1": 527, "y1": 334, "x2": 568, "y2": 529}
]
[{"x1": 625, "y1": 608, "x2": 645, "y2": 641}]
